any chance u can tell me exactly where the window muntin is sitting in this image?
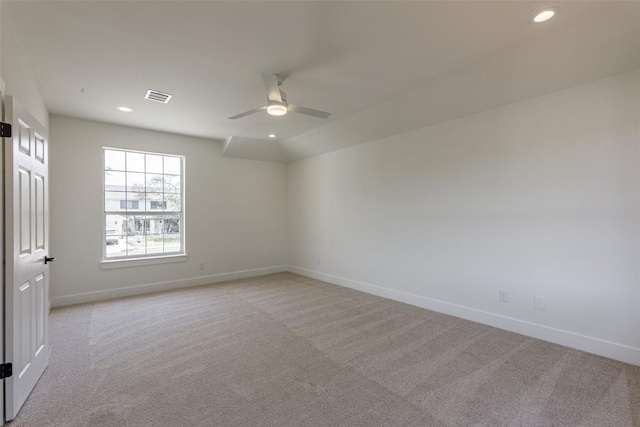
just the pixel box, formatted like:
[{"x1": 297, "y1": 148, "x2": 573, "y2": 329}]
[{"x1": 103, "y1": 148, "x2": 184, "y2": 259}]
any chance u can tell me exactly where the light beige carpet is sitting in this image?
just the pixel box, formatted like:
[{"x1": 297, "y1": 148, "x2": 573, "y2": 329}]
[{"x1": 8, "y1": 273, "x2": 640, "y2": 426}]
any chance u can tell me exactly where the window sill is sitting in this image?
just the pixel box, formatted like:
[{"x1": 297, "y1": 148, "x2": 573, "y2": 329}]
[{"x1": 100, "y1": 254, "x2": 188, "y2": 269}]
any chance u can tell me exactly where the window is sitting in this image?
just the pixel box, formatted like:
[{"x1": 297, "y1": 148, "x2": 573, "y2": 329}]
[{"x1": 103, "y1": 148, "x2": 184, "y2": 260}]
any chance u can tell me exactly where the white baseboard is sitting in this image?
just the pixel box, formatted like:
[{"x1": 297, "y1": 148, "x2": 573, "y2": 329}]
[
  {"x1": 287, "y1": 265, "x2": 640, "y2": 367},
  {"x1": 51, "y1": 265, "x2": 287, "y2": 308}
]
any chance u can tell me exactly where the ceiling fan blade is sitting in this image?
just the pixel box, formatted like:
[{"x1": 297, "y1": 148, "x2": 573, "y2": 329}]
[
  {"x1": 261, "y1": 73, "x2": 283, "y2": 103},
  {"x1": 227, "y1": 105, "x2": 266, "y2": 120},
  {"x1": 288, "y1": 104, "x2": 331, "y2": 119}
]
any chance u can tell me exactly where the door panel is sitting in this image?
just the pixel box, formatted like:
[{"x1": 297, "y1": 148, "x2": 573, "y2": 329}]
[
  {"x1": 18, "y1": 168, "x2": 31, "y2": 254},
  {"x1": 17, "y1": 121, "x2": 30, "y2": 155},
  {"x1": 4, "y1": 96, "x2": 50, "y2": 421},
  {"x1": 35, "y1": 174, "x2": 45, "y2": 250},
  {"x1": 35, "y1": 134, "x2": 45, "y2": 164},
  {"x1": 35, "y1": 274, "x2": 45, "y2": 356},
  {"x1": 18, "y1": 282, "x2": 32, "y2": 376}
]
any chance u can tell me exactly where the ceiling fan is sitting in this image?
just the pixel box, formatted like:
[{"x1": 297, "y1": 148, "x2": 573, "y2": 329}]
[{"x1": 228, "y1": 74, "x2": 331, "y2": 120}]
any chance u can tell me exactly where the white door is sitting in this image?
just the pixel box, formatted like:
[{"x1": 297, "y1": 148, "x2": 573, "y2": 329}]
[{"x1": 4, "y1": 96, "x2": 50, "y2": 421}]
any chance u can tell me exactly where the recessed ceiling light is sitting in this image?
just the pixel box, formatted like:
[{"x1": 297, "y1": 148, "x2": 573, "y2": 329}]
[
  {"x1": 268, "y1": 134, "x2": 277, "y2": 138},
  {"x1": 533, "y1": 9, "x2": 556, "y2": 23},
  {"x1": 117, "y1": 106, "x2": 133, "y2": 112}
]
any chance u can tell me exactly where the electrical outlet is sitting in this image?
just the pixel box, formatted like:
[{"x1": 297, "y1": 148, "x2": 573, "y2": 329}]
[
  {"x1": 199, "y1": 262, "x2": 205, "y2": 270},
  {"x1": 499, "y1": 289, "x2": 509, "y2": 303},
  {"x1": 316, "y1": 258, "x2": 321, "y2": 266},
  {"x1": 534, "y1": 296, "x2": 545, "y2": 310}
]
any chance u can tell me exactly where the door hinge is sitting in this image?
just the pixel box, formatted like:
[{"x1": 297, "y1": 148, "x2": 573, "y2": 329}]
[
  {"x1": 0, "y1": 122, "x2": 11, "y2": 138},
  {"x1": 0, "y1": 363, "x2": 12, "y2": 379}
]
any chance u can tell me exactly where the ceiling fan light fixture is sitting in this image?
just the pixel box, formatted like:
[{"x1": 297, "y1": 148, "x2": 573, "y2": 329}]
[
  {"x1": 228, "y1": 74, "x2": 331, "y2": 120},
  {"x1": 266, "y1": 102, "x2": 287, "y2": 116}
]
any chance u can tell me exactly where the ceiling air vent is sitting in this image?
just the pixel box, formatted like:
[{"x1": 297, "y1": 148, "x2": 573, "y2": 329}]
[{"x1": 144, "y1": 89, "x2": 172, "y2": 104}]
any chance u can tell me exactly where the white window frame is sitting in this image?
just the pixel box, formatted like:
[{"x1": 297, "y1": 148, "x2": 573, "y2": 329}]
[{"x1": 100, "y1": 147, "x2": 187, "y2": 268}]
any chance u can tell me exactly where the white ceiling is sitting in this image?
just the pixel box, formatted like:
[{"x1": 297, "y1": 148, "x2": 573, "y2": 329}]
[{"x1": 7, "y1": 1, "x2": 640, "y2": 162}]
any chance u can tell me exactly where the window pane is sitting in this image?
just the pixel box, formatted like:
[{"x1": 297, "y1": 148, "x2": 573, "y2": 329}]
[
  {"x1": 126, "y1": 172, "x2": 145, "y2": 193},
  {"x1": 127, "y1": 234, "x2": 145, "y2": 257},
  {"x1": 144, "y1": 215, "x2": 164, "y2": 254},
  {"x1": 164, "y1": 156, "x2": 181, "y2": 175},
  {"x1": 146, "y1": 192, "x2": 162, "y2": 209},
  {"x1": 126, "y1": 151, "x2": 145, "y2": 172},
  {"x1": 105, "y1": 171, "x2": 125, "y2": 192},
  {"x1": 164, "y1": 175, "x2": 181, "y2": 194},
  {"x1": 164, "y1": 232, "x2": 181, "y2": 253},
  {"x1": 105, "y1": 150, "x2": 125, "y2": 171},
  {"x1": 163, "y1": 215, "x2": 181, "y2": 253},
  {"x1": 105, "y1": 214, "x2": 126, "y2": 258},
  {"x1": 105, "y1": 214, "x2": 125, "y2": 234},
  {"x1": 162, "y1": 215, "x2": 181, "y2": 233},
  {"x1": 130, "y1": 215, "x2": 148, "y2": 235},
  {"x1": 147, "y1": 232, "x2": 164, "y2": 254},
  {"x1": 145, "y1": 174, "x2": 164, "y2": 193},
  {"x1": 146, "y1": 154, "x2": 163, "y2": 174},
  {"x1": 105, "y1": 191, "x2": 125, "y2": 211},
  {"x1": 148, "y1": 215, "x2": 164, "y2": 235},
  {"x1": 122, "y1": 216, "x2": 136, "y2": 236},
  {"x1": 165, "y1": 194, "x2": 181, "y2": 211},
  {"x1": 105, "y1": 233, "x2": 125, "y2": 257}
]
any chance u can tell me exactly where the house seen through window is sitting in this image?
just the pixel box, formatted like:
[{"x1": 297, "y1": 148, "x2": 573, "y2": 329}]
[
  {"x1": 150, "y1": 201, "x2": 167, "y2": 210},
  {"x1": 104, "y1": 148, "x2": 184, "y2": 259},
  {"x1": 120, "y1": 200, "x2": 139, "y2": 209}
]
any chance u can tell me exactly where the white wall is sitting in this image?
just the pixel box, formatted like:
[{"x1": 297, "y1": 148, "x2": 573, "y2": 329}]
[
  {"x1": 1, "y1": 2, "x2": 48, "y2": 128},
  {"x1": 287, "y1": 69, "x2": 640, "y2": 365},
  {"x1": 50, "y1": 115, "x2": 287, "y2": 305}
]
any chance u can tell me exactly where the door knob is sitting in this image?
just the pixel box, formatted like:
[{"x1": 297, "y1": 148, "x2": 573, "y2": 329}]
[{"x1": 44, "y1": 256, "x2": 56, "y2": 264}]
